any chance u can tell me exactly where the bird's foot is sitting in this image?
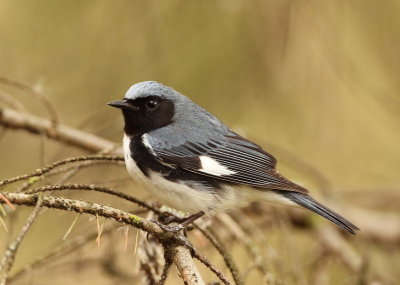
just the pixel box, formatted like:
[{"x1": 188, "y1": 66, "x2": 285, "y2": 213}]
[
  {"x1": 153, "y1": 211, "x2": 205, "y2": 233},
  {"x1": 152, "y1": 220, "x2": 185, "y2": 233},
  {"x1": 157, "y1": 212, "x2": 183, "y2": 225}
]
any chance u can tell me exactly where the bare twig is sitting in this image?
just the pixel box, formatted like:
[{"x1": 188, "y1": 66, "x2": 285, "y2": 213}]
[
  {"x1": 191, "y1": 248, "x2": 232, "y2": 285},
  {"x1": 137, "y1": 219, "x2": 164, "y2": 285},
  {"x1": 0, "y1": 107, "x2": 116, "y2": 152},
  {"x1": 0, "y1": 91, "x2": 26, "y2": 112},
  {"x1": 0, "y1": 76, "x2": 58, "y2": 125},
  {"x1": 195, "y1": 226, "x2": 243, "y2": 285},
  {"x1": 16, "y1": 160, "x2": 125, "y2": 192},
  {"x1": 0, "y1": 194, "x2": 43, "y2": 284},
  {"x1": 140, "y1": 264, "x2": 158, "y2": 285},
  {"x1": 318, "y1": 227, "x2": 363, "y2": 272},
  {"x1": 0, "y1": 155, "x2": 123, "y2": 188},
  {"x1": 174, "y1": 246, "x2": 205, "y2": 285},
  {"x1": 159, "y1": 248, "x2": 173, "y2": 285},
  {"x1": 220, "y1": 212, "x2": 270, "y2": 281}
]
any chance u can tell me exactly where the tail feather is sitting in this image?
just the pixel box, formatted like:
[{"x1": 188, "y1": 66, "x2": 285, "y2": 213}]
[{"x1": 280, "y1": 191, "x2": 359, "y2": 234}]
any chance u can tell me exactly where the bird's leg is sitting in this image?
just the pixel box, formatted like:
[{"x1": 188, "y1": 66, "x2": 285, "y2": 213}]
[
  {"x1": 179, "y1": 211, "x2": 205, "y2": 228},
  {"x1": 153, "y1": 211, "x2": 205, "y2": 233}
]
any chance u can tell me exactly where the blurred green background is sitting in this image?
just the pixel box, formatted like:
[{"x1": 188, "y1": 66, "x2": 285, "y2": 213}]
[{"x1": 0, "y1": 1, "x2": 399, "y2": 284}]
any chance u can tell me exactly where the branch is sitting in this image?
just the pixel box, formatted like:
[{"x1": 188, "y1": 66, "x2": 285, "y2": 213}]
[
  {"x1": 0, "y1": 107, "x2": 116, "y2": 152},
  {"x1": 317, "y1": 227, "x2": 363, "y2": 273},
  {"x1": 0, "y1": 193, "x2": 206, "y2": 285},
  {"x1": 0, "y1": 192, "x2": 163, "y2": 234},
  {"x1": 0, "y1": 76, "x2": 59, "y2": 125},
  {"x1": 0, "y1": 91, "x2": 26, "y2": 112},
  {"x1": 24, "y1": 183, "x2": 162, "y2": 215},
  {"x1": 0, "y1": 195, "x2": 43, "y2": 284},
  {"x1": 195, "y1": 226, "x2": 243, "y2": 285},
  {"x1": 173, "y1": 246, "x2": 205, "y2": 285},
  {"x1": 0, "y1": 155, "x2": 123, "y2": 188},
  {"x1": 191, "y1": 249, "x2": 232, "y2": 285}
]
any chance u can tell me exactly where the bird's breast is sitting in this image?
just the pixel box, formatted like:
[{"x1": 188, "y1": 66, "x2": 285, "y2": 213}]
[{"x1": 123, "y1": 134, "x2": 149, "y2": 184}]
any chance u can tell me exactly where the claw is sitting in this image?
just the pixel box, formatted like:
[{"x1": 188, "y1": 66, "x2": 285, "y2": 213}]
[
  {"x1": 152, "y1": 218, "x2": 185, "y2": 233},
  {"x1": 151, "y1": 211, "x2": 205, "y2": 233}
]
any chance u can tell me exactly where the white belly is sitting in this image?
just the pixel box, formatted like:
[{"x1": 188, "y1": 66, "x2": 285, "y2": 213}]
[{"x1": 122, "y1": 134, "x2": 244, "y2": 213}]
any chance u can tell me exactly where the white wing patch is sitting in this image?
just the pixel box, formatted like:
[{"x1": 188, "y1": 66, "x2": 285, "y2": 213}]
[{"x1": 199, "y1": 155, "x2": 236, "y2": 176}]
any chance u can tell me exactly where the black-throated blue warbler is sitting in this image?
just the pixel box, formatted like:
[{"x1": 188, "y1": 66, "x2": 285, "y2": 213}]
[{"x1": 108, "y1": 81, "x2": 358, "y2": 234}]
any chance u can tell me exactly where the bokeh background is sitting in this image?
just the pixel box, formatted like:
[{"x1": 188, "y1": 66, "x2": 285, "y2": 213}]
[{"x1": 0, "y1": 1, "x2": 399, "y2": 284}]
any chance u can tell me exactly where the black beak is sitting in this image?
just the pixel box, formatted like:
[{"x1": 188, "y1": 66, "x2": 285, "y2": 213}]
[{"x1": 107, "y1": 100, "x2": 129, "y2": 109}]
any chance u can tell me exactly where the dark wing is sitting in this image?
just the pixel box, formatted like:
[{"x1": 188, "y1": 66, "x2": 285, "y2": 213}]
[{"x1": 148, "y1": 132, "x2": 307, "y2": 193}]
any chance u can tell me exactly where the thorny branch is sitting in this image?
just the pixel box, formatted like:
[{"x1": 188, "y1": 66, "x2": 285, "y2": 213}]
[
  {"x1": 24, "y1": 183, "x2": 162, "y2": 215},
  {"x1": 0, "y1": 193, "x2": 214, "y2": 285}
]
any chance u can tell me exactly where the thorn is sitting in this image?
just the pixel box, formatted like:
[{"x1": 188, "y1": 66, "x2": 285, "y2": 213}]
[
  {"x1": 0, "y1": 193, "x2": 15, "y2": 210},
  {"x1": 0, "y1": 215, "x2": 8, "y2": 232},
  {"x1": 123, "y1": 226, "x2": 129, "y2": 251},
  {"x1": 133, "y1": 229, "x2": 139, "y2": 256},
  {"x1": 95, "y1": 214, "x2": 104, "y2": 247},
  {"x1": 63, "y1": 214, "x2": 80, "y2": 240}
]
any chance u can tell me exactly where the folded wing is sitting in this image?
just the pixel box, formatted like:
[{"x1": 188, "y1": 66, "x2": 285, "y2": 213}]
[{"x1": 146, "y1": 131, "x2": 307, "y2": 193}]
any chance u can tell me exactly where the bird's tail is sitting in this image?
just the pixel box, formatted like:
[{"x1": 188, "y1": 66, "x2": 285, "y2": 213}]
[{"x1": 279, "y1": 191, "x2": 359, "y2": 234}]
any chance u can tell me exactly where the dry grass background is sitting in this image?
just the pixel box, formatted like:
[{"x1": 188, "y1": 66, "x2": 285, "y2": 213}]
[{"x1": 0, "y1": 1, "x2": 399, "y2": 284}]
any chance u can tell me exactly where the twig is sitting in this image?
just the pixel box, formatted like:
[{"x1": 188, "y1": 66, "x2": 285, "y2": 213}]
[
  {"x1": 16, "y1": 160, "x2": 125, "y2": 192},
  {"x1": 0, "y1": 76, "x2": 58, "y2": 125},
  {"x1": 140, "y1": 263, "x2": 159, "y2": 285},
  {"x1": 159, "y1": 248, "x2": 173, "y2": 285},
  {"x1": 0, "y1": 107, "x2": 116, "y2": 152},
  {"x1": 195, "y1": 226, "x2": 243, "y2": 285},
  {"x1": 220, "y1": 212, "x2": 270, "y2": 281},
  {"x1": 191, "y1": 248, "x2": 232, "y2": 285},
  {"x1": 0, "y1": 91, "x2": 26, "y2": 112},
  {"x1": 0, "y1": 194, "x2": 43, "y2": 284},
  {"x1": 317, "y1": 227, "x2": 363, "y2": 272},
  {"x1": 24, "y1": 183, "x2": 162, "y2": 215},
  {"x1": 0, "y1": 193, "x2": 207, "y2": 284},
  {"x1": 0, "y1": 192, "x2": 161, "y2": 235},
  {"x1": 174, "y1": 246, "x2": 205, "y2": 285},
  {"x1": 137, "y1": 221, "x2": 164, "y2": 285},
  {"x1": 8, "y1": 224, "x2": 118, "y2": 283},
  {"x1": 0, "y1": 155, "x2": 123, "y2": 188}
]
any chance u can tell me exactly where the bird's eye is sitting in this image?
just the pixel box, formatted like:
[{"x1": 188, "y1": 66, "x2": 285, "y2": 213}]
[{"x1": 146, "y1": 99, "x2": 158, "y2": 110}]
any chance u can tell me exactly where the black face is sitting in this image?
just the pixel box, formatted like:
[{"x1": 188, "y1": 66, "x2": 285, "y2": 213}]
[{"x1": 108, "y1": 96, "x2": 175, "y2": 136}]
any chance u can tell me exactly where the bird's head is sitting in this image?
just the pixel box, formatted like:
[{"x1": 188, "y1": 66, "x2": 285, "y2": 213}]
[{"x1": 108, "y1": 81, "x2": 180, "y2": 136}]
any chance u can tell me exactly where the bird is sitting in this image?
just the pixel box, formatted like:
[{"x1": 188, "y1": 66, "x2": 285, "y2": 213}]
[{"x1": 108, "y1": 81, "x2": 359, "y2": 234}]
